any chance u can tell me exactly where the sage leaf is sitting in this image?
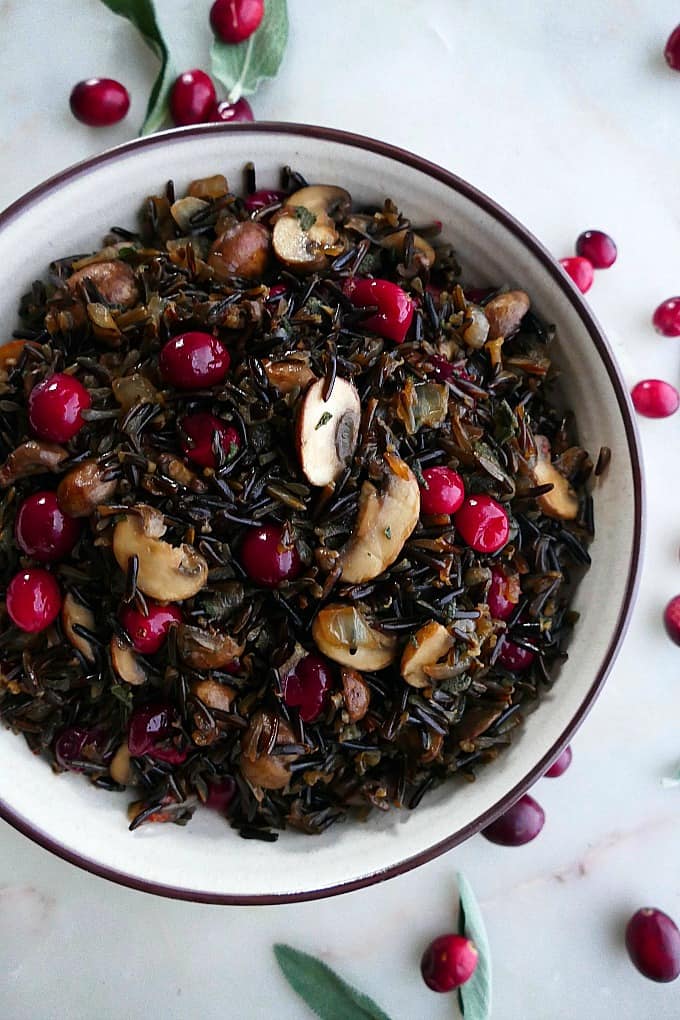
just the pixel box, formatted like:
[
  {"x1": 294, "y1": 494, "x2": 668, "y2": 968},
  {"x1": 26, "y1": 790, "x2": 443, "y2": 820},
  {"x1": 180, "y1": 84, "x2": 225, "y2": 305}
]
[
  {"x1": 99, "y1": 0, "x2": 174, "y2": 134},
  {"x1": 210, "y1": 0, "x2": 289, "y2": 103},
  {"x1": 457, "y1": 872, "x2": 492, "y2": 1020},
  {"x1": 274, "y1": 944, "x2": 392, "y2": 1020}
]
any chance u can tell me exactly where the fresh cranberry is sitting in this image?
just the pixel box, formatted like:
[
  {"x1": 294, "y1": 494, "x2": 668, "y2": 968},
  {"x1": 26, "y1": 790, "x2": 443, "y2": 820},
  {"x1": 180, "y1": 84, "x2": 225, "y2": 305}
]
[
  {"x1": 625, "y1": 908, "x2": 680, "y2": 982},
  {"x1": 209, "y1": 98, "x2": 254, "y2": 123},
  {"x1": 127, "y1": 702, "x2": 176, "y2": 757},
  {"x1": 481, "y1": 793, "x2": 545, "y2": 846},
  {"x1": 180, "y1": 412, "x2": 240, "y2": 468},
  {"x1": 69, "y1": 78, "x2": 130, "y2": 126},
  {"x1": 6, "y1": 568, "x2": 62, "y2": 633},
  {"x1": 159, "y1": 332, "x2": 230, "y2": 390},
  {"x1": 148, "y1": 744, "x2": 188, "y2": 765},
  {"x1": 559, "y1": 256, "x2": 594, "y2": 294},
  {"x1": 245, "y1": 189, "x2": 286, "y2": 212},
  {"x1": 419, "y1": 466, "x2": 465, "y2": 516},
  {"x1": 545, "y1": 745, "x2": 573, "y2": 778},
  {"x1": 454, "y1": 495, "x2": 509, "y2": 554},
  {"x1": 664, "y1": 25, "x2": 680, "y2": 71},
  {"x1": 575, "y1": 230, "x2": 617, "y2": 269},
  {"x1": 169, "y1": 70, "x2": 216, "y2": 126},
  {"x1": 205, "y1": 776, "x2": 237, "y2": 812},
  {"x1": 15, "y1": 491, "x2": 81, "y2": 562},
  {"x1": 210, "y1": 0, "x2": 264, "y2": 43},
  {"x1": 421, "y1": 934, "x2": 478, "y2": 993},
  {"x1": 498, "y1": 638, "x2": 534, "y2": 671},
  {"x1": 487, "y1": 568, "x2": 519, "y2": 621},
  {"x1": 54, "y1": 727, "x2": 102, "y2": 769},
  {"x1": 631, "y1": 379, "x2": 679, "y2": 418},
  {"x1": 119, "y1": 601, "x2": 182, "y2": 655},
  {"x1": 240, "y1": 524, "x2": 302, "y2": 587},
  {"x1": 267, "y1": 283, "x2": 288, "y2": 302},
  {"x1": 282, "y1": 654, "x2": 333, "y2": 722},
  {"x1": 663, "y1": 594, "x2": 680, "y2": 645},
  {"x1": 28, "y1": 373, "x2": 91, "y2": 442},
  {"x1": 343, "y1": 278, "x2": 415, "y2": 344},
  {"x1": 652, "y1": 298, "x2": 680, "y2": 337}
]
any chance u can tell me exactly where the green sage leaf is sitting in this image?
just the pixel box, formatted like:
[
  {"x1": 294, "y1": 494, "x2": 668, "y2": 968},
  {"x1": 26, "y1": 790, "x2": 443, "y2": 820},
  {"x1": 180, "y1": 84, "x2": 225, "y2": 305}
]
[
  {"x1": 274, "y1": 944, "x2": 393, "y2": 1020},
  {"x1": 457, "y1": 871, "x2": 492, "y2": 1020},
  {"x1": 99, "y1": 0, "x2": 174, "y2": 134},
  {"x1": 210, "y1": 0, "x2": 289, "y2": 102}
]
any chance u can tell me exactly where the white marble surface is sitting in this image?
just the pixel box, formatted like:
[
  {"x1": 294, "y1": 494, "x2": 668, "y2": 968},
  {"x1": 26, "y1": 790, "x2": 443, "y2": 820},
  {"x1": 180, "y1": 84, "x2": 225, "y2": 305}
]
[{"x1": 1, "y1": 1, "x2": 679, "y2": 1017}]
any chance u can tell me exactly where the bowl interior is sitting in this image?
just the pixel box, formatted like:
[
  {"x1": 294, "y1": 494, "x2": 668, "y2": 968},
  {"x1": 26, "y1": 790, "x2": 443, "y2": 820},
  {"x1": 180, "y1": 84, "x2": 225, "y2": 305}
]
[{"x1": 0, "y1": 126, "x2": 641, "y2": 902}]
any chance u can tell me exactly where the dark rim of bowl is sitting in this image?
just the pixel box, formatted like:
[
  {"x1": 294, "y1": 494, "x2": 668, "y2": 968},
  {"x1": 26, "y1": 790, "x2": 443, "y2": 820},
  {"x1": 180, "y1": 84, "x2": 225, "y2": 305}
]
[{"x1": 0, "y1": 122, "x2": 644, "y2": 905}]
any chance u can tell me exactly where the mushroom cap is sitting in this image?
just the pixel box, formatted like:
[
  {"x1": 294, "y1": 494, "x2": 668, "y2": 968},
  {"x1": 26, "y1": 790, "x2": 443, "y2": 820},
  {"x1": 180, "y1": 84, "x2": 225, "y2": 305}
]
[
  {"x1": 112, "y1": 507, "x2": 208, "y2": 601},
  {"x1": 312, "y1": 603, "x2": 398, "y2": 670}
]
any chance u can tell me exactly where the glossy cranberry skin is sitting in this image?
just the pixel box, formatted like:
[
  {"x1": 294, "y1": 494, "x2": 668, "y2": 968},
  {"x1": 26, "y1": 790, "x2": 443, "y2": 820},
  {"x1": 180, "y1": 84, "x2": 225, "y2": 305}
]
[
  {"x1": 245, "y1": 188, "x2": 286, "y2": 212},
  {"x1": 419, "y1": 466, "x2": 465, "y2": 516},
  {"x1": 6, "y1": 569, "x2": 62, "y2": 633},
  {"x1": 28, "y1": 373, "x2": 91, "y2": 442},
  {"x1": 282, "y1": 654, "x2": 333, "y2": 722},
  {"x1": 267, "y1": 283, "x2": 288, "y2": 302},
  {"x1": 559, "y1": 256, "x2": 594, "y2": 294},
  {"x1": 487, "y1": 568, "x2": 517, "y2": 621},
  {"x1": 631, "y1": 379, "x2": 679, "y2": 418},
  {"x1": 180, "y1": 412, "x2": 240, "y2": 468},
  {"x1": 69, "y1": 78, "x2": 130, "y2": 126},
  {"x1": 240, "y1": 524, "x2": 302, "y2": 587},
  {"x1": 127, "y1": 702, "x2": 176, "y2": 757},
  {"x1": 454, "y1": 495, "x2": 509, "y2": 554},
  {"x1": 482, "y1": 793, "x2": 545, "y2": 846},
  {"x1": 343, "y1": 278, "x2": 415, "y2": 343},
  {"x1": 545, "y1": 744, "x2": 573, "y2": 778},
  {"x1": 498, "y1": 639, "x2": 534, "y2": 672},
  {"x1": 205, "y1": 776, "x2": 237, "y2": 812},
  {"x1": 664, "y1": 25, "x2": 680, "y2": 71},
  {"x1": 625, "y1": 908, "x2": 680, "y2": 982},
  {"x1": 15, "y1": 491, "x2": 81, "y2": 562},
  {"x1": 663, "y1": 594, "x2": 680, "y2": 645},
  {"x1": 653, "y1": 297, "x2": 680, "y2": 337},
  {"x1": 209, "y1": 98, "x2": 254, "y2": 123},
  {"x1": 575, "y1": 230, "x2": 617, "y2": 269},
  {"x1": 159, "y1": 332, "x2": 230, "y2": 390},
  {"x1": 169, "y1": 70, "x2": 216, "y2": 126},
  {"x1": 421, "y1": 934, "x2": 478, "y2": 993},
  {"x1": 54, "y1": 727, "x2": 102, "y2": 769},
  {"x1": 120, "y1": 601, "x2": 182, "y2": 655},
  {"x1": 210, "y1": 0, "x2": 264, "y2": 43}
]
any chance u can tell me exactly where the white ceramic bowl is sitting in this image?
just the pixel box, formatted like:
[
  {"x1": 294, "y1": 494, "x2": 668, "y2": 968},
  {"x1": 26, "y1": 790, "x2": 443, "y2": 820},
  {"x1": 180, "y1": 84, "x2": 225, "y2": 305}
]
[{"x1": 0, "y1": 124, "x2": 643, "y2": 903}]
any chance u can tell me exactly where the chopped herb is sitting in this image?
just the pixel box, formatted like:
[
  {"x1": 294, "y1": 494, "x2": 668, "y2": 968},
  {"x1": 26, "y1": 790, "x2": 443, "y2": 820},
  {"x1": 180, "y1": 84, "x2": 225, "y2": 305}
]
[
  {"x1": 315, "y1": 411, "x2": 333, "y2": 430},
  {"x1": 294, "y1": 206, "x2": 317, "y2": 231}
]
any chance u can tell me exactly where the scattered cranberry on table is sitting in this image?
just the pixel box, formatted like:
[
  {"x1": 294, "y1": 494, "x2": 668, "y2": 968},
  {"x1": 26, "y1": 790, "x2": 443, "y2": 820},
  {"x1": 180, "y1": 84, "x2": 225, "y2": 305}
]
[
  {"x1": 421, "y1": 934, "x2": 478, "y2": 993},
  {"x1": 210, "y1": 0, "x2": 264, "y2": 44},
  {"x1": 28, "y1": 373, "x2": 91, "y2": 442},
  {"x1": 625, "y1": 908, "x2": 680, "y2": 983},
  {"x1": 497, "y1": 639, "x2": 535, "y2": 672},
  {"x1": 159, "y1": 332, "x2": 230, "y2": 389},
  {"x1": 245, "y1": 188, "x2": 286, "y2": 212},
  {"x1": 481, "y1": 793, "x2": 545, "y2": 846},
  {"x1": 652, "y1": 297, "x2": 680, "y2": 337},
  {"x1": 631, "y1": 379, "x2": 679, "y2": 418},
  {"x1": 169, "y1": 70, "x2": 217, "y2": 126},
  {"x1": 180, "y1": 412, "x2": 241, "y2": 468},
  {"x1": 120, "y1": 601, "x2": 183, "y2": 655},
  {"x1": 545, "y1": 744, "x2": 573, "y2": 778},
  {"x1": 663, "y1": 595, "x2": 680, "y2": 645},
  {"x1": 343, "y1": 278, "x2": 415, "y2": 344},
  {"x1": 281, "y1": 654, "x2": 333, "y2": 722},
  {"x1": 575, "y1": 230, "x2": 617, "y2": 269},
  {"x1": 664, "y1": 25, "x2": 680, "y2": 71},
  {"x1": 454, "y1": 494, "x2": 509, "y2": 554},
  {"x1": 240, "y1": 524, "x2": 302, "y2": 587},
  {"x1": 559, "y1": 256, "x2": 594, "y2": 294},
  {"x1": 209, "y1": 98, "x2": 254, "y2": 123},
  {"x1": 69, "y1": 78, "x2": 130, "y2": 126},
  {"x1": 419, "y1": 466, "x2": 465, "y2": 516},
  {"x1": 6, "y1": 568, "x2": 62, "y2": 633}
]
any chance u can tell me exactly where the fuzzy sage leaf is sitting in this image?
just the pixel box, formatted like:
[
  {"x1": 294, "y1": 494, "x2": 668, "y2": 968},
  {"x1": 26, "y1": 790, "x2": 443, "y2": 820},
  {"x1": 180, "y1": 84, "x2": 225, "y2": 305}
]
[
  {"x1": 99, "y1": 0, "x2": 174, "y2": 134},
  {"x1": 457, "y1": 872, "x2": 492, "y2": 1020},
  {"x1": 210, "y1": 0, "x2": 289, "y2": 103},
  {"x1": 274, "y1": 944, "x2": 392, "y2": 1020}
]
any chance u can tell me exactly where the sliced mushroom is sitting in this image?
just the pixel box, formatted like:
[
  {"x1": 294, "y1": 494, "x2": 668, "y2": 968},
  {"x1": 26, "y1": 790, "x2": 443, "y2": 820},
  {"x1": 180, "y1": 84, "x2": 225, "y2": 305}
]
[
  {"x1": 295, "y1": 377, "x2": 361, "y2": 487},
  {"x1": 110, "y1": 634, "x2": 147, "y2": 686},
  {"x1": 0, "y1": 440, "x2": 68, "y2": 487},
  {"x1": 240, "y1": 713, "x2": 299, "y2": 791},
  {"x1": 112, "y1": 506, "x2": 208, "y2": 601},
  {"x1": 340, "y1": 668, "x2": 371, "y2": 722},
  {"x1": 110, "y1": 743, "x2": 135, "y2": 786},
  {"x1": 61, "y1": 592, "x2": 97, "y2": 663},
  {"x1": 484, "y1": 290, "x2": 530, "y2": 341},
  {"x1": 208, "y1": 220, "x2": 271, "y2": 280},
  {"x1": 532, "y1": 435, "x2": 579, "y2": 520},
  {"x1": 381, "y1": 228, "x2": 436, "y2": 270},
  {"x1": 170, "y1": 196, "x2": 209, "y2": 232},
  {"x1": 338, "y1": 451, "x2": 420, "y2": 584},
  {"x1": 312, "y1": 603, "x2": 398, "y2": 670},
  {"x1": 67, "y1": 260, "x2": 139, "y2": 308},
  {"x1": 272, "y1": 213, "x2": 339, "y2": 273},
  {"x1": 187, "y1": 174, "x2": 229, "y2": 200},
  {"x1": 190, "y1": 679, "x2": 236, "y2": 712},
  {"x1": 284, "y1": 185, "x2": 351, "y2": 223},
  {"x1": 462, "y1": 305, "x2": 490, "y2": 349},
  {"x1": 57, "y1": 459, "x2": 117, "y2": 517},
  {"x1": 262, "y1": 354, "x2": 317, "y2": 394},
  {"x1": 177, "y1": 625, "x2": 244, "y2": 671},
  {"x1": 454, "y1": 705, "x2": 504, "y2": 742},
  {"x1": 401, "y1": 621, "x2": 455, "y2": 689}
]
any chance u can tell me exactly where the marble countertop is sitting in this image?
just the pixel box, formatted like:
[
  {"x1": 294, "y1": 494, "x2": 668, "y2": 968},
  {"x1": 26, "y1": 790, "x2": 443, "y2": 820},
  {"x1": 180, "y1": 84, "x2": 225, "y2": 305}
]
[{"x1": 1, "y1": 1, "x2": 679, "y2": 1016}]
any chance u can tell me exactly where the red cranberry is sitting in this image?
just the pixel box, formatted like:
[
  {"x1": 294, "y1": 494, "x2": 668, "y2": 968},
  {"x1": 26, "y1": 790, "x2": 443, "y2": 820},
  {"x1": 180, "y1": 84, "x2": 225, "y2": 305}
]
[
  {"x1": 54, "y1": 727, "x2": 102, "y2": 769},
  {"x1": 180, "y1": 412, "x2": 240, "y2": 468},
  {"x1": 664, "y1": 25, "x2": 680, "y2": 71},
  {"x1": 210, "y1": 0, "x2": 264, "y2": 43},
  {"x1": 127, "y1": 702, "x2": 176, "y2": 757},
  {"x1": 245, "y1": 189, "x2": 286, "y2": 212},
  {"x1": 69, "y1": 78, "x2": 130, "y2": 126},
  {"x1": 159, "y1": 332, "x2": 230, "y2": 390},
  {"x1": 625, "y1": 908, "x2": 680, "y2": 983},
  {"x1": 119, "y1": 601, "x2": 182, "y2": 655},
  {"x1": 545, "y1": 744, "x2": 572, "y2": 778},
  {"x1": 209, "y1": 98, "x2": 254, "y2": 123},
  {"x1": 282, "y1": 654, "x2": 333, "y2": 722},
  {"x1": 421, "y1": 934, "x2": 478, "y2": 993},
  {"x1": 6, "y1": 568, "x2": 62, "y2": 633},
  {"x1": 575, "y1": 230, "x2": 617, "y2": 269},
  {"x1": 482, "y1": 793, "x2": 545, "y2": 846},
  {"x1": 631, "y1": 379, "x2": 679, "y2": 418},
  {"x1": 419, "y1": 466, "x2": 465, "y2": 516},
  {"x1": 15, "y1": 491, "x2": 81, "y2": 562},
  {"x1": 148, "y1": 744, "x2": 188, "y2": 765},
  {"x1": 169, "y1": 70, "x2": 216, "y2": 126},
  {"x1": 663, "y1": 595, "x2": 680, "y2": 645},
  {"x1": 267, "y1": 283, "x2": 289, "y2": 302},
  {"x1": 240, "y1": 524, "x2": 302, "y2": 587},
  {"x1": 559, "y1": 256, "x2": 594, "y2": 294},
  {"x1": 343, "y1": 278, "x2": 415, "y2": 344},
  {"x1": 487, "y1": 568, "x2": 519, "y2": 621},
  {"x1": 454, "y1": 495, "x2": 509, "y2": 554},
  {"x1": 28, "y1": 373, "x2": 91, "y2": 442},
  {"x1": 652, "y1": 298, "x2": 680, "y2": 337},
  {"x1": 498, "y1": 638, "x2": 534, "y2": 672},
  {"x1": 205, "y1": 776, "x2": 237, "y2": 812}
]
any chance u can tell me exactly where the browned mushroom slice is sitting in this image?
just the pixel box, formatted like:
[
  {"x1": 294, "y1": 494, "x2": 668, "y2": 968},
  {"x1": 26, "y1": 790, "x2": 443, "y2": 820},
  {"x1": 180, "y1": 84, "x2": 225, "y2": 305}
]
[
  {"x1": 484, "y1": 290, "x2": 531, "y2": 341},
  {"x1": 295, "y1": 377, "x2": 361, "y2": 487},
  {"x1": 271, "y1": 213, "x2": 339, "y2": 273},
  {"x1": 57, "y1": 458, "x2": 117, "y2": 517},
  {"x1": 112, "y1": 505, "x2": 208, "y2": 601},
  {"x1": 177, "y1": 625, "x2": 244, "y2": 671},
  {"x1": 0, "y1": 441, "x2": 68, "y2": 487},
  {"x1": 262, "y1": 354, "x2": 317, "y2": 394},
  {"x1": 381, "y1": 228, "x2": 436, "y2": 269},
  {"x1": 67, "y1": 260, "x2": 139, "y2": 308},
  {"x1": 284, "y1": 185, "x2": 352, "y2": 223},
  {"x1": 239, "y1": 713, "x2": 299, "y2": 791},
  {"x1": 312, "y1": 603, "x2": 398, "y2": 670},
  {"x1": 170, "y1": 196, "x2": 209, "y2": 231},
  {"x1": 110, "y1": 743, "x2": 135, "y2": 786},
  {"x1": 187, "y1": 174, "x2": 229, "y2": 200},
  {"x1": 401, "y1": 621, "x2": 455, "y2": 688},
  {"x1": 532, "y1": 435, "x2": 579, "y2": 520},
  {"x1": 110, "y1": 635, "x2": 147, "y2": 686},
  {"x1": 61, "y1": 592, "x2": 97, "y2": 663},
  {"x1": 340, "y1": 668, "x2": 371, "y2": 722},
  {"x1": 338, "y1": 451, "x2": 420, "y2": 584},
  {"x1": 208, "y1": 220, "x2": 271, "y2": 280},
  {"x1": 462, "y1": 305, "x2": 490, "y2": 349},
  {"x1": 190, "y1": 679, "x2": 236, "y2": 712}
]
